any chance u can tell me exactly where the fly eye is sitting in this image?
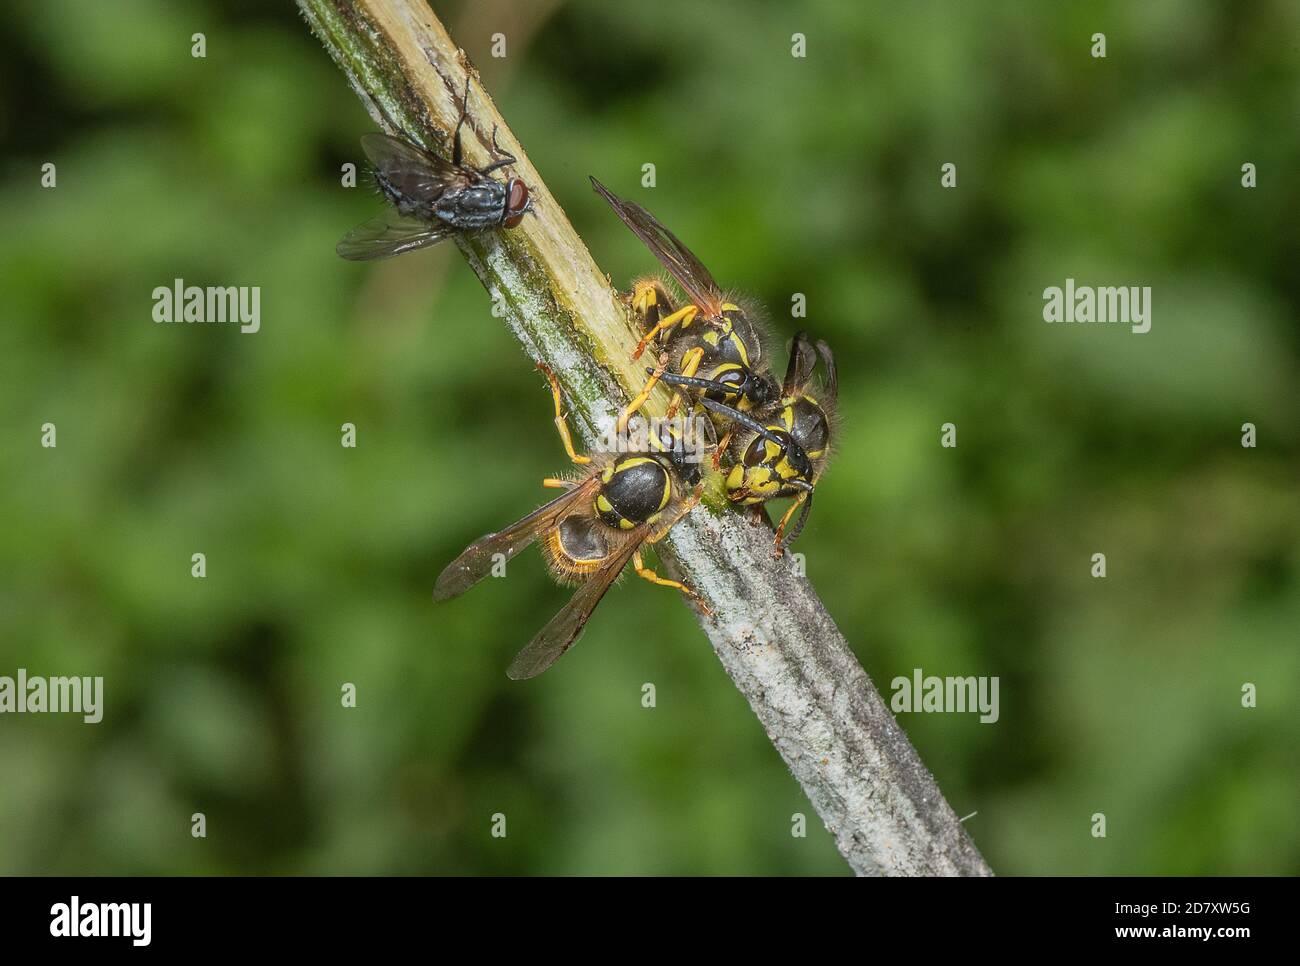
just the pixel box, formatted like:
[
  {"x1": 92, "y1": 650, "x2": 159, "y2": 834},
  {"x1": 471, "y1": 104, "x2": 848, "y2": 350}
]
[{"x1": 503, "y1": 180, "x2": 530, "y2": 228}]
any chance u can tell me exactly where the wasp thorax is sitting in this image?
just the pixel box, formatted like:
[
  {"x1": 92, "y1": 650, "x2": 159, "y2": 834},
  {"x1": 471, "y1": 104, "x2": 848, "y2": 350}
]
[{"x1": 595, "y1": 456, "x2": 672, "y2": 531}]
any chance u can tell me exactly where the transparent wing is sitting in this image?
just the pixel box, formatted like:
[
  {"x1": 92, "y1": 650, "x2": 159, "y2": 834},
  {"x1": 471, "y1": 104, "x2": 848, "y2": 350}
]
[
  {"x1": 814, "y1": 339, "x2": 838, "y2": 404},
  {"x1": 433, "y1": 477, "x2": 600, "y2": 601},
  {"x1": 336, "y1": 212, "x2": 455, "y2": 261},
  {"x1": 506, "y1": 535, "x2": 640, "y2": 680},
  {"x1": 590, "y1": 176, "x2": 725, "y2": 317},
  {"x1": 360, "y1": 132, "x2": 468, "y2": 199},
  {"x1": 782, "y1": 331, "x2": 819, "y2": 396}
]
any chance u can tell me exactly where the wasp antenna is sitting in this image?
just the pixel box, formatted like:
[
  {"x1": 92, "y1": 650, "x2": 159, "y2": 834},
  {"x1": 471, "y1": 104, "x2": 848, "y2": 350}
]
[
  {"x1": 697, "y1": 398, "x2": 782, "y2": 446},
  {"x1": 655, "y1": 370, "x2": 731, "y2": 393},
  {"x1": 780, "y1": 491, "x2": 815, "y2": 549}
]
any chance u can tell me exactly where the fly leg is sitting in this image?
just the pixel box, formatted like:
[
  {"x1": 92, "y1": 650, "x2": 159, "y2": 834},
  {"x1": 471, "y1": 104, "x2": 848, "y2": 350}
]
[
  {"x1": 451, "y1": 76, "x2": 471, "y2": 167},
  {"x1": 478, "y1": 125, "x2": 518, "y2": 174}
]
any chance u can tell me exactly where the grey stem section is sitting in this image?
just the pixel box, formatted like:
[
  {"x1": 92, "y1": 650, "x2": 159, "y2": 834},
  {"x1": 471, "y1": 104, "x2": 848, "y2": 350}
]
[{"x1": 298, "y1": 0, "x2": 992, "y2": 876}]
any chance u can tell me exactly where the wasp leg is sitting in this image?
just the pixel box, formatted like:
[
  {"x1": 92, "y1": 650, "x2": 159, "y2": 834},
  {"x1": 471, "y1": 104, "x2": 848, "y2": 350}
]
[
  {"x1": 711, "y1": 429, "x2": 733, "y2": 471},
  {"x1": 633, "y1": 304, "x2": 698, "y2": 360},
  {"x1": 542, "y1": 477, "x2": 576, "y2": 489},
  {"x1": 538, "y1": 363, "x2": 591, "y2": 465},
  {"x1": 664, "y1": 346, "x2": 705, "y2": 420},
  {"x1": 630, "y1": 278, "x2": 669, "y2": 322},
  {"x1": 632, "y1": 548, "x2": 713, "y2": 617},
  {"x1": 773, "y1": 492, "x2": 813, "y2": 556},
  {"x1": 616, "y1": 361, "x2": 667, "y2": 436}
]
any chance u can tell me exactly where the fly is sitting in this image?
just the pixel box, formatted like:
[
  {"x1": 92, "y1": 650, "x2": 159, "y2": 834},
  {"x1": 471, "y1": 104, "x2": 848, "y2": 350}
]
[{"x1": 337, "y1": 79, "x2": 533, "y2": 261}]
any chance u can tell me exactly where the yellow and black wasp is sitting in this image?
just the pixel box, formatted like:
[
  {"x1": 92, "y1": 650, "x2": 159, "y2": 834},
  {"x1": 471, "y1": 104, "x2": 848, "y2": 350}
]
[
  {"x1": 589, "y1": 177, "x2": 779, "y2": 436},
  {"x1": 433, "y1": 365, "x2": 711, "y2": 679},
  {"x1": 690, "y1": 332, "x2": 837, "y2": 555},
  {"x1": 337, "y1": 80, "x2": 533, "y2": 261}
]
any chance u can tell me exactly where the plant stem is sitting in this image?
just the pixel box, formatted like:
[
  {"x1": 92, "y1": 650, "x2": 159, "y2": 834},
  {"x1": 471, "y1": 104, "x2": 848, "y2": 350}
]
[{"x1": 298, "y1": 0, "x2": 993, "y2": 876}]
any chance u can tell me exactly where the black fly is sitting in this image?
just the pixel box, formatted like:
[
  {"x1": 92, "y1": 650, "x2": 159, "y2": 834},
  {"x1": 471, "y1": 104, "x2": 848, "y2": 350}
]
[{"x1": 337, "y1": 80, "x2": 533, "y2": 261}]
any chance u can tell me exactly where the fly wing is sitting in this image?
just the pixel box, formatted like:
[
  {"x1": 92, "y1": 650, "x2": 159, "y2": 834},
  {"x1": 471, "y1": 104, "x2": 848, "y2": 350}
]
[
  {"x1": 505, "y1": 535, "x2": 640, "y2": 680},
  {"x1": 336, "y1": 212, "x2": 456, "y2": 260},
  {"x1": 361, "y1": 132, "x2": 469, "y2": 200},
  {"x1": 433, "y1": 477, "x2": 600, "y2": 601},
  {"x1": 590, "y1": 177, "x2": 725, "y2": 318}
]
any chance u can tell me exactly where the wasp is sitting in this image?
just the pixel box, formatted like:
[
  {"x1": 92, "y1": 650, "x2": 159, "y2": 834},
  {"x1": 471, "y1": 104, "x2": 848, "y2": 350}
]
[
  {"x1": 433, "y1": 366, "x2": 711, "y2": 679},
  {"x1": 337, "y1": 80, "x2": 533, "y2": 261},
  {"x1": 589, "y1": 177, "x2": 778, "y2": 437},
  {"x1": 687, "y1": 332, "x2": 837, "y2": 555}
]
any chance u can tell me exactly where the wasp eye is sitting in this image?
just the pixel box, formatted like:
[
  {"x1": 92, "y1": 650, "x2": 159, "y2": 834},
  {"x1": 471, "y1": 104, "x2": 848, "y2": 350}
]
[{"x1": 503, "y1": 180, "x2": 530, "y2": 228}]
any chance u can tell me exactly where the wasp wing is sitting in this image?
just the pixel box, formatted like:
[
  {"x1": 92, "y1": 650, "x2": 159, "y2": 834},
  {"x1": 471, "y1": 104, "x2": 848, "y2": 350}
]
[
  {"x1": 814, "y1": 338, "x2": 838, "y2": 405},
  {"x1": 336, "y1": 212, "x2": 455, "y2": 261},
  {"x1": 590, "y1": 176, "x2": 725, "y2": 318},
  {"x1": 782, "y1": 331, "x2": 819, "y2": 396},
  {"x1": 433, "y1": 477, "x2": 600, "y2": 601},
  {"x1": 360, "y1": 132, "x2": 470, "y2": 199},
  {"x1": 506, "y1": 535, "x2": 640, "y2": 680}
]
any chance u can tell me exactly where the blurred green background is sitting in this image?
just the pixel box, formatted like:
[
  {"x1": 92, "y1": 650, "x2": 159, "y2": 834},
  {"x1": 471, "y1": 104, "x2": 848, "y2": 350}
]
[{"x1": 1, "y1": 0, "x2": 1297, "y2": 875}]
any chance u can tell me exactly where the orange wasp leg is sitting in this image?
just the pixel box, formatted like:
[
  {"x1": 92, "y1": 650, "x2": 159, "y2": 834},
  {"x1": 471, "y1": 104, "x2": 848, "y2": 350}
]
[{"x1": 538, "y1": 362, "x2": 591, "y2": 465}]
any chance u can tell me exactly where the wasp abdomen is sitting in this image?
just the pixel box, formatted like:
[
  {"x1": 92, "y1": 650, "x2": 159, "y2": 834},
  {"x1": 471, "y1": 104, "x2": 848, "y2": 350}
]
[
  {"x1": 790, "y1": 400, "x2": 831, "y2": 458},
  {"x1": 595, "y1": 457, "x2": 672, "y2": 530}
]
